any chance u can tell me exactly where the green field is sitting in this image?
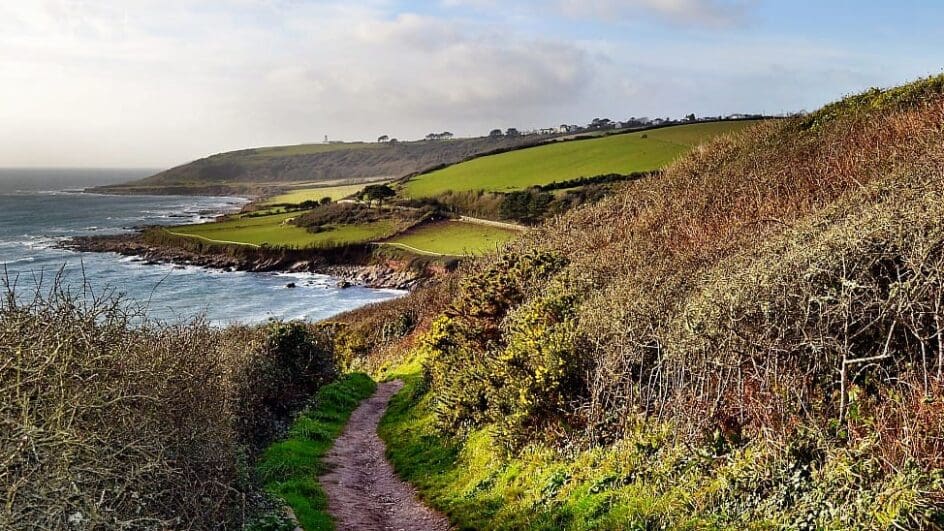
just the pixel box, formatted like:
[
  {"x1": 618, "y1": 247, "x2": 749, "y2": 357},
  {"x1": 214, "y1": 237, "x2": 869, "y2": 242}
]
[
  {"x1": 169, "y1": 210, "x2": 395, "y2": 248},
  {"x1": 263, "y1": 183, "x2": 375, "y2": 205},
  {"x1": 403, "y1": 121, "x2": 759, "y2": 198},
  {"x1": 383, "y1": 221, "x2": 521, "y2": 256}
]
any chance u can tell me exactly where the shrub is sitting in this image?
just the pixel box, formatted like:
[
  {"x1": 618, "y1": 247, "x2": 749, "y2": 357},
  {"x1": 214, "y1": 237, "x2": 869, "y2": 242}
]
[
  {"x1": 499, "y1": 189, "x2": 553, "y2": 222},
  {"x1": 233, "y1": 322, "x2": 339, "y2": 452},
  {"x1": 0, "y1": 281, "x2": 252, "y2": 528},
  {"x1": 423, "y1": 252, "x2": 583, "y2": 444}
]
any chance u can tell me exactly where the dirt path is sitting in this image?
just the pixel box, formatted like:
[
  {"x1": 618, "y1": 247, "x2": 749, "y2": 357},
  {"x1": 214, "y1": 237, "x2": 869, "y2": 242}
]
[{"x1": 319, "y1": 380, "x2": 451, "y2": 531}]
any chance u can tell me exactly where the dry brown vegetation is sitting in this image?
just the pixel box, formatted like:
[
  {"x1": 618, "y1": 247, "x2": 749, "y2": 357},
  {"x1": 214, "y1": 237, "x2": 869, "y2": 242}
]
[
  {"x1": 355, "y1": 77, "x2": 944, "y2": 527},
  {"x1": 537, "y1": 79, "x2": 944, "y2": 458},
  {"x1": 0, "y1": 281, "x2": 250, "y2": 528},
  {"x1": 0, "y1": 277, "x2": 343, "y2": 528}
]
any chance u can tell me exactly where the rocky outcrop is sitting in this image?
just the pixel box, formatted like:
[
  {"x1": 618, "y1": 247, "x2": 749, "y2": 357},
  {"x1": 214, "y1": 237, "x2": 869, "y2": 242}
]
[{"x1": 61, "y1": 234, "x2": 434, "y2": 290}]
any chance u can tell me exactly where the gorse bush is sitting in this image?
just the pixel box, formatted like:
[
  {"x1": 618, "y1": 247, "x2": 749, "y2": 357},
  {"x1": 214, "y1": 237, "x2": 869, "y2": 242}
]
[
  {"x1": 234, "y1": 322, "x2": 339, "y2": 453},
  {"x1": 422, "y1": 252, "x2": 589, "y2": 444}
]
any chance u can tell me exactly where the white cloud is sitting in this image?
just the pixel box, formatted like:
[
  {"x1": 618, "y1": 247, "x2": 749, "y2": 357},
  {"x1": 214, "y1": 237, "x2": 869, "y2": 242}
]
[
  {"x1": 0, "y1": 1, "x2": 598, "y2": 166},
  {"x1": 0, "y1": 1, "x2": 928, "y2": 167},
  {"x1": 557, "y1": 0, "x2": 752, "y2": 27},
  {"x1": 444, "y1": 0, "x2": 752, "y2": 28}
]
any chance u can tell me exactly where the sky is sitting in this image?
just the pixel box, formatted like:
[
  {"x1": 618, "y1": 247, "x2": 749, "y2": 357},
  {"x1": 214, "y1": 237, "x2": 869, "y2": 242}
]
[{"x1": 1, "y1": 1, "x2": 942, "y2": 168}]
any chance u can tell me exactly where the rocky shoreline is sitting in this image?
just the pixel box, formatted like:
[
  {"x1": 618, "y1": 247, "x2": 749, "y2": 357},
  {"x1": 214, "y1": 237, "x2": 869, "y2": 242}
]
[{"x1": 60, "y1": 234, "x2": 433, "y2": 290}]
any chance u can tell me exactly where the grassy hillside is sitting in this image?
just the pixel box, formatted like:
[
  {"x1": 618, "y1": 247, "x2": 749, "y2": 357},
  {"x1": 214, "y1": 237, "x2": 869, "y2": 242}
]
[
  {"x1": 381, "y1": 220, "x2": 521, "y2": 256},
  {"x1": 98, "y1": 135, "x2": 557, "y2": 195},
  {"x1": 330, "y1": 76, "x2": 944, "y2": 529},
  {"x1": 168, "y1": 210, "x2": 399, "y2": 248},
  {"x1": 402, "y1": 121, "x2": 758, "y2": 198}
]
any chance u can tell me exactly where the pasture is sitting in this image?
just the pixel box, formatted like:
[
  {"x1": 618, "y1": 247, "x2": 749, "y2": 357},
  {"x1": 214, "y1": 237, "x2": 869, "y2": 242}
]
[
  {"x1": 382, "y1": 220, "x2": 521, "y2": 256},
  {"x1": 169, "y1": 210, "x2": 395, "y2": 248},
  {"x1": 263, "y1": 183, "x2": 373, "y2": 205},
  {"x1": 402, "y1": 121, "x2": 759, "y2": 197}
]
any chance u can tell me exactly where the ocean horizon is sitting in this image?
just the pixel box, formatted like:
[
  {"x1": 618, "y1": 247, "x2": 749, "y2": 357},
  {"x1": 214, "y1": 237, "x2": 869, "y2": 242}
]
[{"x1": 0, "y1": 168, "x2": 404, "y2": 325}]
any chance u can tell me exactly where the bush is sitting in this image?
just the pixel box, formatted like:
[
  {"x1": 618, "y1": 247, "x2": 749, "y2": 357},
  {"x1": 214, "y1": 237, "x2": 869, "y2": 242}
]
[
  {"x1": 422, "y1": 252, "x2": 583, "y2": 444},
  {"x1": 0, "y1": 281, "x2": 252, "y2": 528},
  {"x1": 499, "y1": 189, "x2": 553, "y2": 222},
  {"x1": 233, "y1": 322, "x2": 339, "y2": 452}
]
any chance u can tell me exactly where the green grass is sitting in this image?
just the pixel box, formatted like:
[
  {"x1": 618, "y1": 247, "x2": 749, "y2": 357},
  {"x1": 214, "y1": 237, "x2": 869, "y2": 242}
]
[
  {"x1": 380, "y1": 365, "x2": 936, "y2": 530},
  {"x1": 257, "y1": 373, "x2": 377, "y2": 530},
  {"x1": 169, "y1": 211, "x2": 396, "y2": 248},
  {"x1": 264, "y1": 183, "x2": 377, "y2": 205},
  {"x1": 382, "y1": 221, "x2": 521, "y2": 256},
  {"x1": 402, "y1": 121, "x2": 759, "y2": 198}
]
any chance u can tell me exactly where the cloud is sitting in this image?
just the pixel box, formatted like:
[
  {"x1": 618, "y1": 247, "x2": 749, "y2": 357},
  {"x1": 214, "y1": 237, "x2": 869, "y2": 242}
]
[
  {"x1": 0, "y1": 1, "x2": 597, "y2": 166},
  {"x1": 557, "y1": 0, "x2": 753, "y2": 27},
  {"x1": 443, "y1": 0, "x2": 753, "y2": 28},
  {"x1": 0, "y1": 0, "x2": 928, "y2": 168}
]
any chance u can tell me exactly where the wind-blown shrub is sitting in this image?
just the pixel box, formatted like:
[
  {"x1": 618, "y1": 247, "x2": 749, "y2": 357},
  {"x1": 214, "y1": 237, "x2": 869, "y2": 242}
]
[
  {"x1": 0, "y1": 282, "x2": 253, "y2": 528},
  {"x1": 233, "y1": 322, "x2": 339, "y2": 452},
  {"x1": 404, "y1": 75, "x2": 944, "y2": 461},
  {"x1": 367, "y1": 75, "x2": 944, "y2": 528},
  {"x1": 0, "y1": 280, "x2": 349, "y2": 528}
]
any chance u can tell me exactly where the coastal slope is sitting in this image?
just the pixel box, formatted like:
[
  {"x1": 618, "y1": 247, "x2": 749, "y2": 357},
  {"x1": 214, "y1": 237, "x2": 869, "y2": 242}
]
[
  {"x1": 93, "y1": 135, "x2": 557, "y2": 196},
  {"x1": 331, "y1": 75, "x2": 944, "y2": 529}
]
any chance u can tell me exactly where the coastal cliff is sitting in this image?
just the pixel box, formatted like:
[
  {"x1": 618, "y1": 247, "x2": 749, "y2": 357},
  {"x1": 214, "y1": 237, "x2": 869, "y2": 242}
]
[{"x1": 62, "y1": 233, "x2": 444, "y2": 290}]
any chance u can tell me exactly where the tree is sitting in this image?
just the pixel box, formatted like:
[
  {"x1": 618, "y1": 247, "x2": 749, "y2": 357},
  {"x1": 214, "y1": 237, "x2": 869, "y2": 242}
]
[
  {"x1": 362, "y1": 184, "x2": 396, "y2": 209},
  {"x1": 506, "y1": 128, "x2": 520, "y2": 137},
  {"x1": 489, "y1": 129, "x2": 504, "y2": 138},
  {"x1": 685, "y1": 113, "x2": 696, "y2": 122},
  {"x1": 499, "y1": 189, "x2": 552, "y2": 223},
  {"x1": 378, "y1": 135, "x2": 390, "y2": 143},
  {"x1": 319, "y1": 197, "x2": 332, "y2": 206}
]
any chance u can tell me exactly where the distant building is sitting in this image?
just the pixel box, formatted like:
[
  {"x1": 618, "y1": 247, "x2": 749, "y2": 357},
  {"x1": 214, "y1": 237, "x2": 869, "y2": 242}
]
[{"x1": 425, "y1": 131, "x2": 455, "y2": 141}]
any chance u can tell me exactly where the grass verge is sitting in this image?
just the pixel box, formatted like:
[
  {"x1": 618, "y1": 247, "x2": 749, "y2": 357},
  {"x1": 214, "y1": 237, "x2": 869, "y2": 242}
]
[{"x1": 257, "y1": 373, "x2": 377, "y2": 530}]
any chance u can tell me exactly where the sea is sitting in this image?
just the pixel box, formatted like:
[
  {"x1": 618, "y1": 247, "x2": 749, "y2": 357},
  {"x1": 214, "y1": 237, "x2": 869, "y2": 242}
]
[{"x1": 0, "y1": 168, "x2": 404, "y2": 326}]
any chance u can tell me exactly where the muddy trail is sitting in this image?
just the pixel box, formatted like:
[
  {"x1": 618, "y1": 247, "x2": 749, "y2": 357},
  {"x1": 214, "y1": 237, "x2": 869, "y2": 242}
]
[{"x1": 319, "y1": 380, "x2": 451, "y2": 531}]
